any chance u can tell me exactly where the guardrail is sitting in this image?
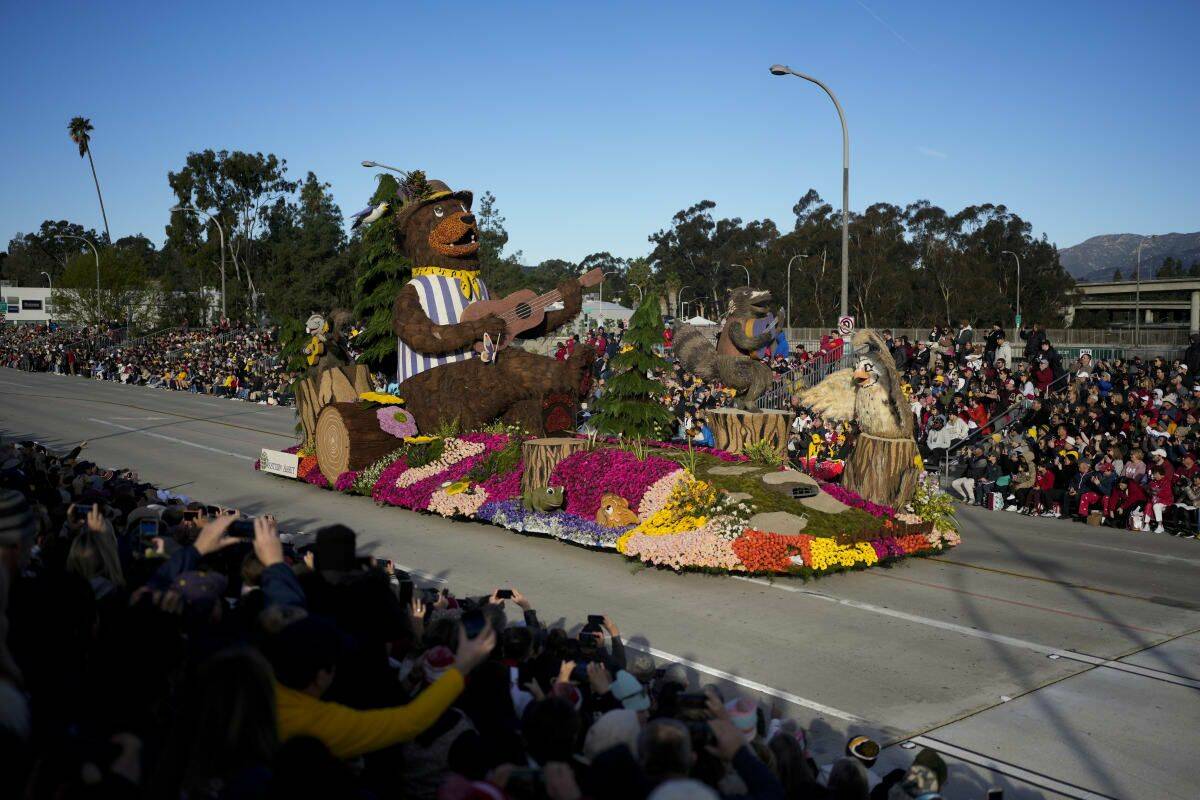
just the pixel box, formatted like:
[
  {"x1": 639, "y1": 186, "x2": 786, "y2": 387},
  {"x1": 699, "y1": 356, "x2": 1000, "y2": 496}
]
[
  {"x1": 938, "y1": 369, "x2": 1072, "y2": 483},
  {"x1": 757, "y1": 349, "x2": 856, "y2": 411}
]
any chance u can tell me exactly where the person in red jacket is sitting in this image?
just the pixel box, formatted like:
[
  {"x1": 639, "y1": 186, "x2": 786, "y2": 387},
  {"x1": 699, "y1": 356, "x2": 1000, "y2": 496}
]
[
  {"x1": 1022, "y1": 465, "x2": 1057, "y2": 514},
  {"x1": 1103, "y1": 476, "x2": 1146, "y2": 529},
  {"x1": 966, "y1": 398, "x2": 990, "y2": 435},
  {"x1": 1142, "y1": 466, "x2": 1174, "y2": 533}
]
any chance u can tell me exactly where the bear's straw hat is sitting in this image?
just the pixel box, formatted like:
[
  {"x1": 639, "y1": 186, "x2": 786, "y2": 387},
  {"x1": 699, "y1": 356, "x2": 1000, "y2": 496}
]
[{"x1": 395, "y1": 179, "x2": 473, "y2": 230}]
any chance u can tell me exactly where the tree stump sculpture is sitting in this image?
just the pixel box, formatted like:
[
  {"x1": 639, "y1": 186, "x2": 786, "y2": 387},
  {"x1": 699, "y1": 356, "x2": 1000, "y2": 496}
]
[
  {"x1": 315, "y1": 402, "x2": 398, "y2": 484},
  {"x1": 700, "y1": 408, "x2": 790, "y2": 458},
  {"x1": 296, "y1": 364, "x2": 372, "y2": 445},
  {"x1": 520, "y1": 437, "x2": 586, "y2": 500}
]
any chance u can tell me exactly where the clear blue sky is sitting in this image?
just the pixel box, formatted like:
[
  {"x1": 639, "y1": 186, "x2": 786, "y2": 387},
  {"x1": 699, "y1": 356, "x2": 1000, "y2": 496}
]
[{"x1": 2, "y1": 1, "x2": 1197, "y2": 265}]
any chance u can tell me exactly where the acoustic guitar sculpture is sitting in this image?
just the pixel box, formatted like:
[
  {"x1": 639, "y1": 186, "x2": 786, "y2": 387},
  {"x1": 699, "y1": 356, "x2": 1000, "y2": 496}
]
[{"x1": 460, "y1": 268, "x2": 605, "y2": 350}]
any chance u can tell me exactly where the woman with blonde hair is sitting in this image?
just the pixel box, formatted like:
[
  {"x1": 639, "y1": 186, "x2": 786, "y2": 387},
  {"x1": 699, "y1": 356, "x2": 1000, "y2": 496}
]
[{"x1": 65, "y1": 505, "x2": 125, "y2": 592}]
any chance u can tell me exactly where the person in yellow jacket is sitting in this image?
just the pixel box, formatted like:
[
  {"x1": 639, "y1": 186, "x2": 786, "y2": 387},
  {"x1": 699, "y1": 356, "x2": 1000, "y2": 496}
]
[{"x1": 271, "y1": 614, "x2": 496, "y2": 759}]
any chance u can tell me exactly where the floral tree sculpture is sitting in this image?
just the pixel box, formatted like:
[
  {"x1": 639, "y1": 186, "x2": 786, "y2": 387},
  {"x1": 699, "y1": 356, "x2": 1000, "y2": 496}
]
[
  {"x1": 353, "y1": 174, "x2": 413, "y2": 370},
  {"x1": 590, "y1": 293, "x2": 674, "y2": 439}
]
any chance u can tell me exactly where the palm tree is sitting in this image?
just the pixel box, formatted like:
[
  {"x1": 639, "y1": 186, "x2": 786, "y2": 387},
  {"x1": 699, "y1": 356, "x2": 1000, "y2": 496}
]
[{"x1": 67, "y1": 116, "x2": 111, "y2": 243}]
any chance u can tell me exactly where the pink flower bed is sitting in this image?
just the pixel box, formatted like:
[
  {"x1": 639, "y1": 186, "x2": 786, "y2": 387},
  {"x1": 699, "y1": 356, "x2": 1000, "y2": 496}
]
[
  {"x1": 818, "y1": 482, "x2": 895, "y2": 517},
  {"x1": 621, "y1": 525, "x2": 742, "y2": 571},
  {"x1": 334, "y1": 471, "x2": 357, "y2": 492},
  {"x1": 551, "y1": 449, "x2": 680, "y2": 517}
]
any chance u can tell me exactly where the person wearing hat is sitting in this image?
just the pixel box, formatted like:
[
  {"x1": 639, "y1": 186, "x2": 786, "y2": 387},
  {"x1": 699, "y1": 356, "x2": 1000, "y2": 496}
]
[
  {"x1": 886, "y1": 747, "x2": 947, "y2": 799},
  {"x1": 0, "y1": 489, "x2": 38, "y2": 576},
  {"x1": 387, "y1": 177, "x2": 589, "y2": 436}
]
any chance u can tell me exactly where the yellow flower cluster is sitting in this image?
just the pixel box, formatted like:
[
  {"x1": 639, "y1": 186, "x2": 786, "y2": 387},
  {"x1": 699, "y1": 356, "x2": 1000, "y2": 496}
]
[
  {"x1": 807, "y1": 538, "x2": 879, "y2": 571},
  {"x1": 617, "y1": 475, "x2": 714, "y2": 552},
  {"x1": 359, "y1": 391, "x2": 405, "y2": 405}
]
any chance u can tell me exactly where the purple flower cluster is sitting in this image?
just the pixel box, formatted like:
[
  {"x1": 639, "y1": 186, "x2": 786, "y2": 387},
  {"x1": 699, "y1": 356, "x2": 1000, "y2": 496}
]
[
  {"x1": 586, "y1": 435, "x2": 749, "y2": 463},
  {"x1": 480, "y1": 462, "x2": 522, "y2": 502},
  {"x1": 376, "y1": 407, "x2": 418, "y2": 439},
  {"x1": 373, "y1": 436, "x2": 509, "y2": 511},
  {"x1": 818, "y1": 482, "x2": 896, "y2": 517},
  {"x1": 869, "y1": 537, "x2": 906, "y2": 560},
  {"x1": 477, "y1": 500, "x2": 631, "y2": 548},
  {"x1": 370, "y1": 457, "x2": 410, "y2": 503},
  {"x1": 304, "y1": 469, "x2": 330, "y2": 489},
  {"x1": 334, "y1": 471, "x2": 358, "y2": 492},
  {"x1": 551, "y1": 449, "x2": 680, "y2": 517}
]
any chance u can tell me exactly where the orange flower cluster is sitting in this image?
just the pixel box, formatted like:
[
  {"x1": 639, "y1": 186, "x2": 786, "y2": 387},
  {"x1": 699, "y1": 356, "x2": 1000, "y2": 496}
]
[
  {"x1": 297, "y1": 455, "x2": 319, "y2": 479},
  {"x1": 893, "y1": 534, "x2": 929, "y2": 554},
  {"x1": 732, "y1": 529, "x2": 813, "y2": 572}
]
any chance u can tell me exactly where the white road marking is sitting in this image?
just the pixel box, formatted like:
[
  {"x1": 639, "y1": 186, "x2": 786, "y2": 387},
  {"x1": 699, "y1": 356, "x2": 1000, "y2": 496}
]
[
  {"x1": 907, "y1": 735, "x2": 1119, "y2": 800},
  {"x1": 110, "y1": 416, "x2": 167, "y2": 421},
  {"x1": 626, "y1": 642, "x2": 868, "y2": 723},
  {"x1": 1065, "y1": 539, "x2": 1200, "y2": 567},
  {"x1": 732, "y1": 576, "x2": 1200, "y2": 690},
  {"x1": 0, "y1": 379, "x2": 34, "y2": 387},
  {"x1": 88, "y1": 418, "x2": 255, "y2": 461}
]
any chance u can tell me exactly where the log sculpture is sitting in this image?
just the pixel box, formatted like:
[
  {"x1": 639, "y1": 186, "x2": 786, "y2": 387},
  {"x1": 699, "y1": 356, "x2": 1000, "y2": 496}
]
[
  {"x1": 794, "y1": 329, "x2": 921, "y2": 508},
  {"x1": 315, "y1": 402, "x2": 399, "y2": 484},
  {"x1": 520, "y1": 437, "x2": 586, "y2": 500},
  {"x1": 296, "y1": 364, "x2": 372, "y2": 445},
  {"x1": 700, "y1": 408, "x2": 790, "y2": 459}
]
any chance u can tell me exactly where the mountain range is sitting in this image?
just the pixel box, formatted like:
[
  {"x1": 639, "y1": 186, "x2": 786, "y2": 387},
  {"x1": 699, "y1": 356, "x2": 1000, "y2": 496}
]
[{"x1": 1059, "y1": 232, "x2": 1200, "y2": 283}]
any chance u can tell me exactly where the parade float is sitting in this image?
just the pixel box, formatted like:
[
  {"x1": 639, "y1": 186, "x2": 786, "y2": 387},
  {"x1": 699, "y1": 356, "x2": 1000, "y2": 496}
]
[{"x1": 260, "y1": 169, "x2": 958, "y2": 578}]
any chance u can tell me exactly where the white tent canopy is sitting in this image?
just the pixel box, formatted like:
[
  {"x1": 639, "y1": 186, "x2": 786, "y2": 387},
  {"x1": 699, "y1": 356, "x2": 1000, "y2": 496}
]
[{"x1": 685, "y1": 315, "x2": 718, "y2": 326}]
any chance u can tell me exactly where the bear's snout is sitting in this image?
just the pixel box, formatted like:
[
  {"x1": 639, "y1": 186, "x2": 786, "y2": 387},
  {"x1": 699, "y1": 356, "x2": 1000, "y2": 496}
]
[{"x1": 460, "y1": 213, "x2": 475, "y2": 225}]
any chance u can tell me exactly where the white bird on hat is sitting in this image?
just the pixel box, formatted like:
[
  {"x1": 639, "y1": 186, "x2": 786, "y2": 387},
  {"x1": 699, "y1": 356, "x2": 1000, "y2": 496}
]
[{"x1": 350, "y1": 201, "x2": 389, "y2": 230}]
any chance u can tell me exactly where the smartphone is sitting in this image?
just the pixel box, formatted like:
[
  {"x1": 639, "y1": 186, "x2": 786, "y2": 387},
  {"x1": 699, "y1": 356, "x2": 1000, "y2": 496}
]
[
  {"x1": 570, "y1": 662, "x2": 590, "y2": 684},
  {"x1": 461, "y1": 608, "x2": 486, "y2": 639},
  {"x1": 506, "y1": 767, "x2": 543, "y2": 795},
  {"x1": 678, "y1": 692, "x2": 710, "y2": 711},
  {"x1": 227, "y1": 519, "x2": 255, "y2": 539},
  {"x1": 398, "y1": 577, "x2": 414, "y2": 607},
  {"x1": 986, "y1": 791, "x2": 1003, "y2": 800},
  {"x1": 496, "y1": 589, "x2": 514, "y2": 599},
  {"x1": 182, "y1": 509, "x2": 200, "y2": 521},
  {"x1": 71, "y1": 503, "x2": 94, "y2": 521},
  {"x1": 205, "y1": 505, "x2": 222, "y2": 517},
  {"x1": 587, "y1": 614, "x2": 605, "y2": 626},
  {"x1": 138, "y1": 519, "x2": 159, "y2": 538}
]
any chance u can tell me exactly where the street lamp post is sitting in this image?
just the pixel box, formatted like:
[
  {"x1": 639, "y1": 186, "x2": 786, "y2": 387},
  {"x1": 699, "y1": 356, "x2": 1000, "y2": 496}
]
[
  {"x1": 630, "y1": 282, "x2": 644, "y2": 304},
  {"x1": 1000, "y1": 250, "x2": 1020, "y2": 330},
  {"x1": 770, "y1": 64, "x2": 850, "y2": 319},
  {"x1": 1134, "y1": 236, "x2": 1153, "y2": 349},
  {"x1": 40, "y1": 271, "x2": 52, "y2": 290},
  {"x1": 171, "y1": 206, "x2": 226, "y2": 320},
  {"x1": 733, "y1": 263, "x2": 750, "y2": 287},
  {"x1": 677, "y1": 285, "x2": 692, "y2": 319},
  {"x1": 361, "y1": 160, "x2": 409, "y2": 177},
  {"x1": 786, "y1": 253, "x2": 808, "y2": 336},
  {"x1": 54, "y1": 234, "x2": 101, "y2": 321}
]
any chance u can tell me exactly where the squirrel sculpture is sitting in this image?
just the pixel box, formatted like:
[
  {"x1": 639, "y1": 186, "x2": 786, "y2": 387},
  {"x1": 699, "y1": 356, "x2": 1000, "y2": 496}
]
[{"x1": 672, "y1": 287, "x2": 776, "y2": 411}]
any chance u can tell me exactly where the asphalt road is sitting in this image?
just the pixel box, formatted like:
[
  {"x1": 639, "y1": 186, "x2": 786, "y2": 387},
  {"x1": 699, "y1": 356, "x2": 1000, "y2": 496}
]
[{"x1": 3, "y1": 367, "x2": 1198, "y2": 800}]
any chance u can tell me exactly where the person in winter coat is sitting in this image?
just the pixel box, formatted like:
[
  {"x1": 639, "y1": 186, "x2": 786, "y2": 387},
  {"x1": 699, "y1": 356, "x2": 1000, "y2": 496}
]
[
  {"x1": 993, "y1": 336, "x2": 1013, "y2": 368},
  {"x1": 1184, "y1": 333, "x2": 1200, "y2": 385},
  {"x1": 1020, "y1": 323, "x2": 1047, "y2": 361},
  {"x1": 1165, "y1": 474, "x2": 1200, "y2": 537},
  {"x1": 1009, "y1": 447, "x2": 1037, "y2": 509},
  {"x1": 1077, "y1": 462, "x2": 1116, "y2": 518},
  {"x1": 972, "y1": 453, "x2": 1003, "y2": 506},
  {"x1": 1023, "y1": 464, "x2": 1057, "y2": 514},
  {"x1": 1141, "y1": 466, "x2": 1174, "y2": 533},
  {"x1": 951, "y1": 447, "x2": 989, "y2": 503},
  {"x1": 1104, "y1": 477, "x2": 1147, "y2": 528}
]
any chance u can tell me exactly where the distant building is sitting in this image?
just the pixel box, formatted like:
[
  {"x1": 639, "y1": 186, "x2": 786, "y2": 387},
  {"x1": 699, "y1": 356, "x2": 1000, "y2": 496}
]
[
  {"x1": 0, "y1": 284, "x2": 56, "y2": 325},
  {"x1": 1073, "y1": 277, "x2": 1200, "y2": 331},
  {"x1": 581, "y1": 296, "x2": 634, "y2": 327}
]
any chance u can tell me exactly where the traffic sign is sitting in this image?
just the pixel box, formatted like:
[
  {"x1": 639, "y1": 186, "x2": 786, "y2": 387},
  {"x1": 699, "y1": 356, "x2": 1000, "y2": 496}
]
[{"x1": 837, "y1": 315, "x2": 855, "y2": 336}]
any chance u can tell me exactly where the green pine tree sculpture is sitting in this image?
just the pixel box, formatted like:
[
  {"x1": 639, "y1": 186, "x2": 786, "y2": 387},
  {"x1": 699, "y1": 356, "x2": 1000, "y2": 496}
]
[
  {"x1": 591, "y1": 294, "x2": 674, "y2": 438},
  {"x1": 353, "y1": 174, "x2": 412, "y2": 371}
]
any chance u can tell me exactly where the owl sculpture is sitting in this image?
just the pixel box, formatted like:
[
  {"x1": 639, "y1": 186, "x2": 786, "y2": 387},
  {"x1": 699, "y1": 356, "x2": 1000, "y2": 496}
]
[{"x1": 796, "y1": 329, "x2": 920, "y2": 507}]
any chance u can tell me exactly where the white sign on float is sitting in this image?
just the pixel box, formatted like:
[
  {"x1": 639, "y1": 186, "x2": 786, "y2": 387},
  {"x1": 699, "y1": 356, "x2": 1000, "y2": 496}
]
[
  {"x1": 837, "y1": 315, "x2": 855, "y2": 337},
  {"x1": 260, "y1": 448, "x2": 300, "y2": 479}
]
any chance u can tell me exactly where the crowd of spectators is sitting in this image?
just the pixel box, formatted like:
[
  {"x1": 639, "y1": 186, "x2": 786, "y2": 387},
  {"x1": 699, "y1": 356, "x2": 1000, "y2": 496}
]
[
  {"x1": 0, "y1": 321, "x2": 296, "y2": 405},
  {"x1": 893, "y1": 321, "x2": 1200, "y2": 537},
  {"x1": 0, "y1": 436, "x2": 953, "y2": 799}
]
